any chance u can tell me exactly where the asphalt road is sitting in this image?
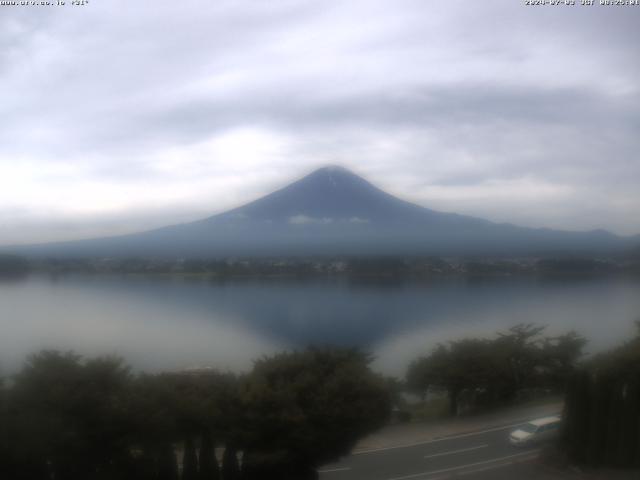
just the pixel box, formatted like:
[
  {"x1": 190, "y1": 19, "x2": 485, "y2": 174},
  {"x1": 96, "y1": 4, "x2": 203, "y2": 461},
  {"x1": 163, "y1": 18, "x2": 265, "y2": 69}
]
[{"x1": 318, "y1": 421, "x2": 544, "y2": 480}]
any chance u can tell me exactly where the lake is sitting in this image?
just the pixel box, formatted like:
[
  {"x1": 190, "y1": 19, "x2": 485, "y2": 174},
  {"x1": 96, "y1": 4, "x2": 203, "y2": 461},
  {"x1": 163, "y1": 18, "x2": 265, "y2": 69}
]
[{"x1": 1, "y1": 274, "x2": 639, "y2": 377}]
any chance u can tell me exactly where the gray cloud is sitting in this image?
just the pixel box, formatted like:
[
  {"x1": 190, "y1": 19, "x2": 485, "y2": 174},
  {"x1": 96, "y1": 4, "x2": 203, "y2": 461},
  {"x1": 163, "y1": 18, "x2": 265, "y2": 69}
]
[{"x1": 1, "y1": 0, "x2": 639, "y2": 244}]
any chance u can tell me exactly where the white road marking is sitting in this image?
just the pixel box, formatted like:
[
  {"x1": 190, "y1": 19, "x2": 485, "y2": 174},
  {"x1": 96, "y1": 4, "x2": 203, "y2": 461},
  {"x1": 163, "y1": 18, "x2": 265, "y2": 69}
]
[
  {"x1": 318, "y1": 467, "x2": 352, "y2": 473},
  {"x1": 458, "y1": 452, "x2": 539, "y2": 476},
  {"x1": 425, "y1": 457, "x2": 534, "y2": 480},
  {"x1": 385, "y1": 450, "x2": 541, "y2": 480},
  {"x1": 423, "y1": 444, "x2": 488, "y2": 459},
  {"x1": 458, "y1": 461, "x2": 514, "y2": 476}
]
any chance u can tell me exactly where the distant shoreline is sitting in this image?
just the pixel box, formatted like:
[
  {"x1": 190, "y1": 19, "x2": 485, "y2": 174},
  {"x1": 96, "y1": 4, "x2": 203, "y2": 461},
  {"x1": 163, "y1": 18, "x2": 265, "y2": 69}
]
[{"x1": 2, "y1": 252, "x2": 640, "y2": 280}]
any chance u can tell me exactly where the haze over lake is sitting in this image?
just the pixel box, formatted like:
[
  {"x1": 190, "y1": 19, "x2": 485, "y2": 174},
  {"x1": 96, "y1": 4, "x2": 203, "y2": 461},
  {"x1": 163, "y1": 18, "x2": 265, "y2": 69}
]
[{"x1": 2, "y1": 274, "x2": 639, "y2": 377}]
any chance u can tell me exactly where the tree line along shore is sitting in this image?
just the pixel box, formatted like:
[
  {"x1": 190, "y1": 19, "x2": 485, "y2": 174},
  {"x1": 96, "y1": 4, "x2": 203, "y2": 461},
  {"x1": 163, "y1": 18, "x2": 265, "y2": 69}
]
[{"x1": 2, "y1": 253, "x2": 640, "y2": 278}]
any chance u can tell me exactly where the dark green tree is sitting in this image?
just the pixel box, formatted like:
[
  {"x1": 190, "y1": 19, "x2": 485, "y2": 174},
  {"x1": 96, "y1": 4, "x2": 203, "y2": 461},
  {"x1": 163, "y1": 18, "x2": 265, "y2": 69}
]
[
  {"x1": 561, "y1": 369, "x2": 591, "y2": 464},
  {"x1": 183, "y1": 437, "x2": 198, "y2": 480},
  {"x1": 221, "y1": 445, "x2": 240, "y2": 480},
  {"x1": 618, "y1": 374, "x2": 640, "y2": 466},
  {"x1": 238, "y1": 348, "x2": 391, "y2": 478},
  {"x1": 157, "y1": 442, "x2": 179, "y2": 480},
  {"x1": 495, "y1": 323, "x2": 546, "y2": 394},
  {"x1": 562, "y1": 323, "x2": 640, "y2": 468},
  {"x1": 408, "y1": 324, "x2": 586, "y2": 416},
  {"x1": 8, "y1": 351, "x2": 132, "y2": 480},
  {"x1": 198, "y1": 429, "x2": 220, "y2": 480},
  {"x1": 407, "y1": 339, "x2": 508, "y2": 415}
]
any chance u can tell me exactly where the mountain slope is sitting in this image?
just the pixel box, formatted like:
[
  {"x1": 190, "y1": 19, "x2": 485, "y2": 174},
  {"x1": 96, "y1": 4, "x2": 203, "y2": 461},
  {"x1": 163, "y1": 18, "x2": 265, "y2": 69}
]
[{"x1": 5, "y1": 166, "x2": 638, "y2": 258}]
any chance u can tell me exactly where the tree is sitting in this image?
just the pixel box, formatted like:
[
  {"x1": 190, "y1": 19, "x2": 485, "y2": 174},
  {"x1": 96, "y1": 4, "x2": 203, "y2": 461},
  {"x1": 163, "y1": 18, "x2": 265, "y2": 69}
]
[
  {"x1": 540, "y1": 331, "x2": 587, "y2": 391},
  {"x1": 495, "y1": 323, "x2": 546, "y2": 394},
  {"x1": 2, "y1": 347, "x2": 390, "y2": 479},
  {"x1": 238, "y1": 348, "x2": 391, "y2": 478},
  {"x1": 407, "y1": 325, "x2": 586, "y2": 416},
  {"x1": 183, "y1": 437, "x2": 198, "y2": 480},
  {"x1": 407, "y1": 339, "x2": 510, "y2": 415},
  {"x1": 126, "y1": 369, "x2": 240, "y2": 479},
  {"x1": 562, "y1": 324, "x2": 640, "y2": 468},
  {"x1": 157, "y1": 442, "x2": 179, "y2": 480},
  {"x1": 561, "y1": 370, "x2": 591, "y2": 464},
  {"x1": 8, "y1": 351, "x2": 133, "y2": 480},
  {"x1": 198, "y1": 429, "x2": 220, "y2": 480},
  {"x1": 221, "y1": 445, "x2": 240, "y2": 480}
]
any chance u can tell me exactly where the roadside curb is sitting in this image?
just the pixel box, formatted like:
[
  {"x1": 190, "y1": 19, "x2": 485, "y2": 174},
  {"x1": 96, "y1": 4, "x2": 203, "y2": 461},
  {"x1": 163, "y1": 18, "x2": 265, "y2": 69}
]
[
  {"x1": 430, "y1": 412, "x2": 562, "y2": 442},
  {"x1": 352, "y1": 404, "x2": 563, "y2": 455}
]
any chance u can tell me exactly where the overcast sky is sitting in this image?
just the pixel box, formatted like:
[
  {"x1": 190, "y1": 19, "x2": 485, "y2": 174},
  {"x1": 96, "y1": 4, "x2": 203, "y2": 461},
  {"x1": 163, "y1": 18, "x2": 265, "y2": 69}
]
[{"x1": 1, "y1": 0, "x2": 639, "y2": 245}]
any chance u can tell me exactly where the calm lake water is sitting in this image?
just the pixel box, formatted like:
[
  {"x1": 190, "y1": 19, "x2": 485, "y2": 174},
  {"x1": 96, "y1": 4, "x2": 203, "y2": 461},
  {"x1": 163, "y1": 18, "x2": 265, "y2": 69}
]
[{"x1": 1, "y1": 274, "x2": 639, "y2": 376}]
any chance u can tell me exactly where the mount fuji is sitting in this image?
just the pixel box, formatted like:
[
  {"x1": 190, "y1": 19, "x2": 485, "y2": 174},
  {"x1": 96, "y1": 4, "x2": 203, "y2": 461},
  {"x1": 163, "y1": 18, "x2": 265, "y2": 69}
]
[{"x1": 6, "y1": 166, "x2": 637, "y2": 258}]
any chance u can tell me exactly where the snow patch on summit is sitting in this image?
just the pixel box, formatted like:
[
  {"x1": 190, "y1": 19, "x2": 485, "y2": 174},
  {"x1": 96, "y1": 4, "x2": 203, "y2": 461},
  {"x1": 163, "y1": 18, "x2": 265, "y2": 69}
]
[
  {"x1": 288, "y1": 215, "x2": 369, "y2": 225},
  {"x1": 289, "y1": 215, "x2": 334, "y2": 225}
]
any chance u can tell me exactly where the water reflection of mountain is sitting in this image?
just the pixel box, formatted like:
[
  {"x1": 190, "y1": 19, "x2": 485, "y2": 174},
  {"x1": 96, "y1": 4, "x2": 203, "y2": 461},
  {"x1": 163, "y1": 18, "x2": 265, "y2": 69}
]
[{"x1": 1, "y1": 275, "x2": 639, "y2": 375}]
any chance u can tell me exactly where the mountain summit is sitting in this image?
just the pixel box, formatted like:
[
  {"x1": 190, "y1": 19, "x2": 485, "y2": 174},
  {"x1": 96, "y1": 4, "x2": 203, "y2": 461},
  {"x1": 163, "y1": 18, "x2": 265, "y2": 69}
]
[
  {"x1": 216, "y1": 165, "x2": 434, "y2": 225},
  {"x1": 6, "y1": 166, "x2": 637, "y2": 258}
]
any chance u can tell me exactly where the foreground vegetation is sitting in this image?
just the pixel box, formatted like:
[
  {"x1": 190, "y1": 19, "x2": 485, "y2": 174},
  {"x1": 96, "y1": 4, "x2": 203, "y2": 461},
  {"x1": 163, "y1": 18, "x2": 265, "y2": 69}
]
[
  {"x1": 562, "y1": 323, "x2": 640, "y2": 468},
  {"x1": 406, "y1": 322, "x2": 640, "y2": 469},
  {"x1": 0, "y1": 348, "x2": 391, "y2": 480},
  {"x1": 406, "y1": 324, "x2": 586, "y2": 416},
  {"x1": 2, "y1": 322, "x2": 638, "y2": 478}
]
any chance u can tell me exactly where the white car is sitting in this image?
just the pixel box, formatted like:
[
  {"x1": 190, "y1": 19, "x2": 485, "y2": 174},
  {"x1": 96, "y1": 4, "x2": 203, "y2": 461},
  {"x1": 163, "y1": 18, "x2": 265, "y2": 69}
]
[{"x1": 509, "y1": 415, "x2": 561, "y2": 447}]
